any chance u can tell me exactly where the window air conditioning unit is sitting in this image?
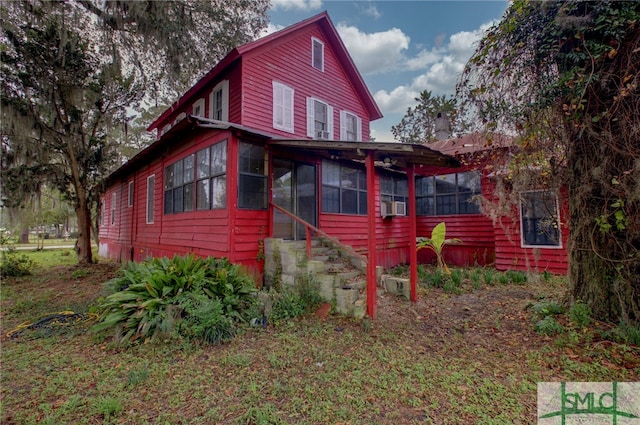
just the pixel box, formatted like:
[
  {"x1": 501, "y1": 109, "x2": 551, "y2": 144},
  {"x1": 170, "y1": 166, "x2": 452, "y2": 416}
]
[
  {"x1": 380, "y1": 201, "x2": 394, "y2": 218},
  {"x1": 316, "y1": 130, "x2": 330, "y2": 140},
  {"x1": 394, "y1": 201, "x2": 406, "y2": 216}
]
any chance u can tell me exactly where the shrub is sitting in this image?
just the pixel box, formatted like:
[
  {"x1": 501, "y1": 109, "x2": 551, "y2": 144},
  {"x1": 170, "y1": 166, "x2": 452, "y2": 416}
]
[
  {"x1": 531, "y1": 301, "x2": 565, "y2": 318},
  {"x1": 1, "y1": 248, "x2": 35, "y2": 277},
  {"x1": 269, "y1": 274, "x2": 322, "y2": 322},
  {"x1": 91, "y1": 254, "x2": 257, "y2": 345},
  {"x1": 569, "y1": 301, "x2": 591, "y2": 327},
  {"x1": 534, "y1": 316, "x2": 564, "y2": 335}
]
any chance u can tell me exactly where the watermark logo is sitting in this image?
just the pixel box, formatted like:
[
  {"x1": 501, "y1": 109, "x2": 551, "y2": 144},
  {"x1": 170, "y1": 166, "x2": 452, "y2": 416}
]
[{"x1": 538, "y1": 382, "x2": 640, "y2": 424}]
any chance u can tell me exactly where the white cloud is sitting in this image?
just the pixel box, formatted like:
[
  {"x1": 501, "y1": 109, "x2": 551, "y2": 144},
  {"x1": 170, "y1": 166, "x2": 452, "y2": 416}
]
[
  {"x1": 373, "y1": 22, "x2": 494, "y2": 115},
  {"x1": 361, "y1": 3, "x2": 381, "y2": 19},
  {"x1": 260, "y1": 23, "x2": 285, "y2": 38},
  {"x1": 270, "y1": 0, "x2": 322, "y2": 12},
  {"x1": 336, "y1": 24, "x2": 410, "y2": 75}
]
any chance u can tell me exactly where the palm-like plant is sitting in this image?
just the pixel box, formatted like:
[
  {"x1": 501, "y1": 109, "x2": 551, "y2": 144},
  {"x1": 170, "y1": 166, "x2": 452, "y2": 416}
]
[{"x1": 417, "y1": 222, "x2": 461, "y2": 275}]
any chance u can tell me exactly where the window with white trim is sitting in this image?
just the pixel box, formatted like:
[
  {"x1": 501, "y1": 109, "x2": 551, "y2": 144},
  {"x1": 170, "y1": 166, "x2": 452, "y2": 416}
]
[
  {"x1": 312, "y1": 37, "x2": 324, "y2": 71},
  {"x1": 164, "y1": 154, "x2": 195, "y2": 214},
  {"x1": 196, "y1": 140, "x2": 227, "y2": 210},
  {"x1": 209, "y1": 80, "x2": 229, "y2": 121},
  {"x1": 321, "y1": 160, "x2": 367, "y2": 215},
  {"x1": 110, "y1": 192, "x2": 116, "y2": 225},
  {"x1": 146, "y1": 175, "x2": 155, "y2": 224},
  {"x1": 340, "y1": 111, "x2": 362, "y2": 141},
  {"x1": 128, "y1": 181, "x2": 134, "y2": 207},
  {"x1": 520, "y1": 191, "x2": 561, "y2": 247},
  {"x1": 272, "y1": 82, "x2": 294, "y2": 133},
  {"x1": 192, "y1": 98, "x2": 205, "y2": 117},
  {"x1": 307, "y1": 97, "x2": 333, "y2": 140},
  {"x1": 238, "y1": 141, "x2": 267, "y2": 210}
]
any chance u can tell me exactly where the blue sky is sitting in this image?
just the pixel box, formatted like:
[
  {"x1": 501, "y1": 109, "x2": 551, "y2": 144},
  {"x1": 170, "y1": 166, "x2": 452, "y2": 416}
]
[{"x1": 267, "y1": 0, "x2": 509, "y2": 141}]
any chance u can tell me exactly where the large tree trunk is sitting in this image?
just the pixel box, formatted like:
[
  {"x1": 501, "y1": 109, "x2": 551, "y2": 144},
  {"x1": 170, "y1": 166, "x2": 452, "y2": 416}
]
[
  {"x1": 566, "y1": 103, "x2": 640, "y2": 326},
  {"x1": 75, "y1": 194, "x2": 94, "y2": 264}
]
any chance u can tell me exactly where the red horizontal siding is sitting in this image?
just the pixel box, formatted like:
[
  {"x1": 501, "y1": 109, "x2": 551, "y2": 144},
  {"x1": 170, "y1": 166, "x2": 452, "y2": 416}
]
[{"x1": 241, "y1": 25, "x2": 371, "y2": 140}]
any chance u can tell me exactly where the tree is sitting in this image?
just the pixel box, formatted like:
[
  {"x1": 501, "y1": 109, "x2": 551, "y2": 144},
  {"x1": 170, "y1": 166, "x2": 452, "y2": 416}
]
[
  {"x1": 457, "y1": 0, "x2": 640, "y2": 324},
  {"x1": 1, "y1": 1, "x2": 269, "y2": 264},
  {"x1": 391, "y1": 90, "x2": 459, "y2": 143}
]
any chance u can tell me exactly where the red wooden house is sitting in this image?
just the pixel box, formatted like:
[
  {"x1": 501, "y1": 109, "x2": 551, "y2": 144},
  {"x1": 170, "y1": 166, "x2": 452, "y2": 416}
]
[
  {"x1": 422, "y1": 133, "x2": 569, "y2": 274},
  {"x1": 99, "y1": 12, "x2": 459, "y2": 316}
]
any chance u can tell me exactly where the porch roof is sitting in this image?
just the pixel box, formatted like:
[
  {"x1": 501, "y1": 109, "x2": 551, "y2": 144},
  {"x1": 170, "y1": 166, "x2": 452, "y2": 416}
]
[{"x1": 268, "y1": 139, "x2": 460, "y2": 170}]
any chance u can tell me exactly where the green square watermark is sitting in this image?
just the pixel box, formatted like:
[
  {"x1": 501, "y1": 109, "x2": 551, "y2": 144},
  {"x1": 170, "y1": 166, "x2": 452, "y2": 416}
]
[{"x1": 538, "y1": 382, "x2": 640, "y2": 424}]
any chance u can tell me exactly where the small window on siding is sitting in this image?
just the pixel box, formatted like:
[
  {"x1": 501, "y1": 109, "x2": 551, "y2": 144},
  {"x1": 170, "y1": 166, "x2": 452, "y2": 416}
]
[
  {"x1": 209, "y1": 80, "x2": 229, "y2": 121},
  {"x1": 380, "y1": 173, "x2": 408, "y2": 215},
  {"x1": 312, "y1": 37, "x2": 324, "y2": 71},
  {"x1": 340, "y1": 111, "x2": 362, "y2": 141},
  {"x1": 146, "y1": 175, "x2": 155, "y2": 224},
  {"x1": 272, "y1": 81, "x2": 294, "y2": 133},
  {"x1": 321, "y1": 160, "x2": 367, "y2": 215},
  {"x1": 164, "y1": 154, "x2": 195, "y2": 214},
  {"x1": 238, "y1": 141, "x2": 267, "y2": 210},
  {"x1": 128, "y1": 181, "x2": 134, "y2": 207},
  {"x1": 196, "y1": 140, "x2": 227, "y2": 210},
  {"x1": 307, "y1": 97, "x2": 333, "y2": 140},
  {"x1": 520, "y1": 191, "x2": 561, "y2": 248},
  {"x1": 110, "y1": 192, "x2": 117, "y2": 225},
  {"x1": 192, "y1": 98, "x2": 205, "y2": 117}
]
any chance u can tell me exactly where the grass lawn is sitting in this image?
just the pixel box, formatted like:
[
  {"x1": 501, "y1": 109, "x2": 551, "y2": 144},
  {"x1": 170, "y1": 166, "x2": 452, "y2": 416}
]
[{"x1": 1, "y1": 252, "x2": 638, "y2": 424}]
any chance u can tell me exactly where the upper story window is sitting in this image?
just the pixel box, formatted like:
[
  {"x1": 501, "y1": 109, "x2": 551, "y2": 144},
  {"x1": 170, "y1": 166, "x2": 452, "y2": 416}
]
[
  {"x1": 146, "y1": 175, "x2": 155, "y2": 224},
  {"x1": 520, "y1": 190, "x2": 561, "y2": 248},
  {"x1": 196, "y1": 140, "x2": 227, "y2": 210},
  {"x1": 192, "y1": 98, "x2": 205, "y2": 118},
  {"x1": 340, "y1": 111, "x2": 362, "y2": 141},
  {"x1": 164, "y1": 154, "x2": 195, "y2": 215},
  {"x1": 209, "y1": 80, "x2": 229, "y2": 121},
  {"x1": 238, "y1": 141, "x2": 267, "y2": 210},
  {"x1": 307, "y1": 97, "x2": 333, "y2": 140},
  {"x1": 312, "y1": 37, "x2": 324, "y2": 71},
  {"x1": 272, "y1": 81, "x2": 294, "y2": 133},
  {"x1": 321, "y1": 160, "x2": 367, "y2": 215},
  {"x1": 128, "y1": 181, "x2": 134, "y2": 207},
  {"x1": 416, "y1": 171, "x2": 481, "y2": 216}
]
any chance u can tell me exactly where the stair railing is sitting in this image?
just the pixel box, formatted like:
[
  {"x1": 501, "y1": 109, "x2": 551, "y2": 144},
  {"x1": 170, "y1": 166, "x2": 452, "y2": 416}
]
[{"x1": 269, "y1": 202, "x2": 367, "y2": 268}]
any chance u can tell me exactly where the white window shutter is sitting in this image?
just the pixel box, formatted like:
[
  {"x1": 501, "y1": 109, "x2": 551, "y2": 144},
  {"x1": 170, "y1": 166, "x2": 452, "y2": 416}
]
[
  {"x1": 284, "y1": 86, "x2": 293, "y2": 132},
  {"x1": 221, "y1": 80, "x2": 229, "y2": 122},
  {"x1": 356, "y1": 116, "x2": 362, "y2": 141},
  {"x1": 306, "y1": 97, "x2": 314, "y2": 138},
  {"x1": 273, "y1": 83, "x2": 283, "y2": 129},
  {"x1": 327, "y1": 105, "x2": 334, "y2": 140},
  {"x1": 340, "y1": 111, "x2": 346, "y2": 140}
]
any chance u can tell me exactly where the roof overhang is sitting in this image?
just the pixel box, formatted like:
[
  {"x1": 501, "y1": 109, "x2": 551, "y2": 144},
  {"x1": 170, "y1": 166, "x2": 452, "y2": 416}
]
[{"x1": 268, "y1": 139, "x2": 460, "y2": 170}]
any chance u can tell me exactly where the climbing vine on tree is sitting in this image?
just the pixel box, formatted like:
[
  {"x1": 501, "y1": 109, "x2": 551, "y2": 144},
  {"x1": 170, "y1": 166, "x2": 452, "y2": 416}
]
[{"x1": 458, "y1": 0, "x2": 640, "y2": 324}]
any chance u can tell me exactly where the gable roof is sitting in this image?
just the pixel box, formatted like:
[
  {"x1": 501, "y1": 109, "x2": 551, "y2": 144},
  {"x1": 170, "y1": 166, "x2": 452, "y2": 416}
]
[{"x1": 148, "y1": 11, "x2": 382, "y2": 132}]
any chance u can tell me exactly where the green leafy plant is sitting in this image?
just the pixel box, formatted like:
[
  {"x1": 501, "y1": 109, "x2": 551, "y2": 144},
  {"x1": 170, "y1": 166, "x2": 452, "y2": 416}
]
[
  {"x1": 483, "y1": 268, "x2": 496, "y2": 286},
  {"x1": 506, "y1": 270, "x2": 527, "y2": 285},
  {"x1": 1, "y1": 248, "x2": 35, "y2": 277},
  {"x1": 534, "y1": 316, "x2": 564, "y2": 336},
  {"x1": 569, "y1": 301, "x2": 591, "y2": 328},
  {"x1": 91, "y1": 254, "x2": 257, "y2": 345},
  {"x1": 531, "y1": 301, "x2": 565, "y2": 318},
  {"x1": 269, "y1": 274, "x2": 322, "y2": 323},
  {"x1": 417, "y1": 222, "x2": 461, "y2": 275}
]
